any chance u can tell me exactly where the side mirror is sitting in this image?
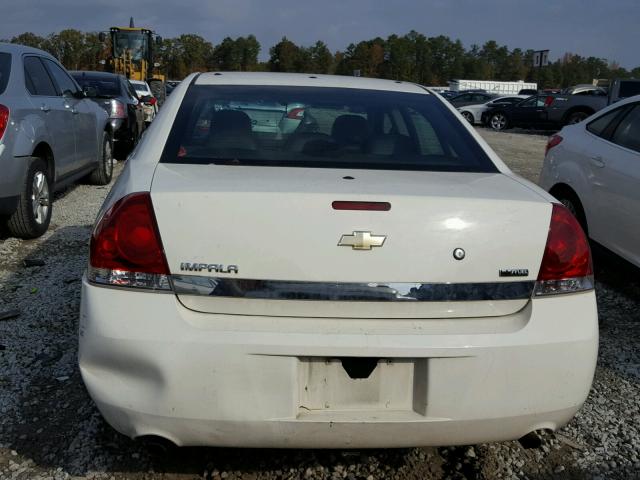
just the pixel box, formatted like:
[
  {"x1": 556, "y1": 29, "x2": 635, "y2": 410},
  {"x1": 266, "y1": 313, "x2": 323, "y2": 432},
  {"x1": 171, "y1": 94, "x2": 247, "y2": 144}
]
[
  {"x1": 98, "y1": 32, "x2": 106, "y2": 42},
  {"x1": 83, "y1": 86, "x2": 98, "y2": 98}
]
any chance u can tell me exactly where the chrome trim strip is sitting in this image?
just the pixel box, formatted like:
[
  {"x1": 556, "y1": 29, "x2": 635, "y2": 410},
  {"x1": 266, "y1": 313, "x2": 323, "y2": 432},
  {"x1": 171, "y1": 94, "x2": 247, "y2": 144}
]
[{"x1": 171, "y1": 275, "x2": 535, "y2": 302}]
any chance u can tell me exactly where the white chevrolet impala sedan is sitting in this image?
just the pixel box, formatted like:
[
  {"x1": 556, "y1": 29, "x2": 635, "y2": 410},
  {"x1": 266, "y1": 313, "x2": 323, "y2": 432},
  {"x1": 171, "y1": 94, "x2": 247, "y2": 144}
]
[{"x1": 79, "y1": 72, "x2": 598, "y2": 448}]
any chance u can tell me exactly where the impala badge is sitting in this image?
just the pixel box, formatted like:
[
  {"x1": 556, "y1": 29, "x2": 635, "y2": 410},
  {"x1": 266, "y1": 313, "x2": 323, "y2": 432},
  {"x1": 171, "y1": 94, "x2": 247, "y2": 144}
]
[
  {"x1": 499, "y1": 268, "x2": 529, "y2": 277},
  {"x1": 338, "y1": 231, "x2": 386, "y2": 250},
  {"x1": 180, "y1": 263, "x2": 239, "y2": 274}
]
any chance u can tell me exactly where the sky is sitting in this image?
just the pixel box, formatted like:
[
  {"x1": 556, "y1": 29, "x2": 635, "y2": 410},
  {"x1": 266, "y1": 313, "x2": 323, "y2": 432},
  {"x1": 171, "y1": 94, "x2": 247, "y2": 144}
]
[{"x1": 2, "y1": 0, "x2": 639, "y2": 68}]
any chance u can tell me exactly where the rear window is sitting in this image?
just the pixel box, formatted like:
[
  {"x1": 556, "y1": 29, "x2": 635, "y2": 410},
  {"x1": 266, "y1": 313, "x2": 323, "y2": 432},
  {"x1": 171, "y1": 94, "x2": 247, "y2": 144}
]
[
  {"x1": 0, "y1": 53, "x2": 10, "y2": 95},
  {"x1": 72, "y1": 75, "x2": 120, "y2": 97},
  {"x1": 611, "y1": 105, "x2": 640, "y2": 153},
  {"x1": 132, "y1": 82, "x2": 149, "y2": 93},
  {"x1": 161, "y1": 85, "x2": 497, "y2": 173}
]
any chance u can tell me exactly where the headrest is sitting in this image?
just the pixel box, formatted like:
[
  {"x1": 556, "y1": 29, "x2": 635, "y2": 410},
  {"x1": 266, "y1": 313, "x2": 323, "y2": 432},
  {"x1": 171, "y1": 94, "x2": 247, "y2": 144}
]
[
  {"x1": 331, "y1": 114, "x2": 368, "y2": 145},
  {"x1": 211, "y1": 110, "x2": 252, "y2": 134}
]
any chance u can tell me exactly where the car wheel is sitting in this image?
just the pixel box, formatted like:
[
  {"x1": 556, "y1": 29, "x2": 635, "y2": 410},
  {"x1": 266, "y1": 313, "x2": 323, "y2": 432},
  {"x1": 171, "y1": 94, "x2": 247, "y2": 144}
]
[
  {"x1": 88, "y1": 132, "x2": 114, "y2": 185},
  {"x1": 566, "y1": 111, "x2": 589, "y2": 125},
  {"x1": 6, "y1": 157, "x2": 52, "y2": 239},
  {"x1": 461, "y1": 111, "x2": 474, "y2": 124},
  {"x1": 556, "y1": 191, "x2": 588, "y2": 234},
  {"x1": 490, "y1": 113, "x2": 508, "y2": 131}
]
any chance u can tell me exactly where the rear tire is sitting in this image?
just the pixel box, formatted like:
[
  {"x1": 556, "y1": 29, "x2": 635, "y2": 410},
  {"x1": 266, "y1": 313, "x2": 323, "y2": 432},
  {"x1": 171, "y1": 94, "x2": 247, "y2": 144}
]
[
  {"x1": 461, "y1": 111, "x2": 474, "y2": 124},
  {"x1": 489, "y1": 112, "x2": 509, "y2": 131},
  {"x1": 7, "y1": 157, "x2": 52, "y2": 239},
  {"x1": 88, "y1": 132, "x2": 114, "y2": 185},
  {"x1": 566, "y1": 111, "x2": 590, "y2": 125},
  {"x1": 554, "y1": 189, "x2": 588, "y2": 234}
]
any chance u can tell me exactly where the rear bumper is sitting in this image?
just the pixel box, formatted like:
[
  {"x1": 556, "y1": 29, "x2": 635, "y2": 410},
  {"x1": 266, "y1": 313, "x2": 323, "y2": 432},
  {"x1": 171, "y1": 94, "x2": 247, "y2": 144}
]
[
  {"x1": 0, "y1": 144, "x2": 28, "y2": 202},
  {"x1": 141, "y1": 106, "x2": 155, "y2": 123},
  {"x1": 0, "y1": 194, "x2": 19, "y2": 215},
  {"x1": 79, "y1": 277, "x2": 598, "y2": 448}
]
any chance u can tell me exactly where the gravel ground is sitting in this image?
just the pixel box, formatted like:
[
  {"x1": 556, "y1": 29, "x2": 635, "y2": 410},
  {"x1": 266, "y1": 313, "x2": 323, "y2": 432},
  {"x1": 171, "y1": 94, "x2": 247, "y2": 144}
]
[{"x1": 1, "y1": 131, "x2": 639, "y2": 480}]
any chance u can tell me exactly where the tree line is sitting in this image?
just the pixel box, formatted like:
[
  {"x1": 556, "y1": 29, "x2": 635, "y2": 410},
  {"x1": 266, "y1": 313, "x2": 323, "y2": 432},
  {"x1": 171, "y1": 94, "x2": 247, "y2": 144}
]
[{"x1": 5, "y1": 29, "x2": 640, "y2": 88}]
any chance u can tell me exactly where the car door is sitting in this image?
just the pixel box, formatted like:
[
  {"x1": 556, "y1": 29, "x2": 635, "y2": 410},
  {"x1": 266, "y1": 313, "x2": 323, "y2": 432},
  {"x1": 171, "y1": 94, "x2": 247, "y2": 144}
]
[
  {"x1": 587, "y1": 103, "x2": 640, "y2": 264},
  {"x1": 42, "y1": 58, "x2": 97, "y2": 171},
  {"x1": 510, "y1": 96, "x2": 548, "y2": 127},
  {"x1": 23, "y1": 55, "x2": 76, "y2": 179}
]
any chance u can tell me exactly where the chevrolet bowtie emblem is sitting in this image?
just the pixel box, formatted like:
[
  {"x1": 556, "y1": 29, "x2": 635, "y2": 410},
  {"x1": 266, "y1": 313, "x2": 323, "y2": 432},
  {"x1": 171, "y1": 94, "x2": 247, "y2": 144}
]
[{"x1": 338, "y1": 231, "x2": 387, "y2": 250}]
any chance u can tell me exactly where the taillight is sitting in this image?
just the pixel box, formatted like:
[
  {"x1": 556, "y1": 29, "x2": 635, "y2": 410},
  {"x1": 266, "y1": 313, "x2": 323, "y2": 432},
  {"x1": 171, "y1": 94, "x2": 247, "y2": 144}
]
[
  {"x1": 286, "y1": 107, "x2": 305, "y2": 120},
  {"x1": 534, "y1": 203, "x2": 593, "y2": 296},
  {"x1": 109, "y1": 99, "x2": 127, "y2": 119},
  {"x1": 545, "y1": 134, "x2": 563, "y2": 156},
  {"x1": 0, "y1": 104, "x2": 9, "y2": 140},
  {"x1": 148, "y1": 97, "x2": 157, "y2": 106},
  {"x1": 544, "y1": 96, "x2": 555, "y2": 107},
  {"x1": 88, "y1": 192, "x2": 171, "y2": 290}
]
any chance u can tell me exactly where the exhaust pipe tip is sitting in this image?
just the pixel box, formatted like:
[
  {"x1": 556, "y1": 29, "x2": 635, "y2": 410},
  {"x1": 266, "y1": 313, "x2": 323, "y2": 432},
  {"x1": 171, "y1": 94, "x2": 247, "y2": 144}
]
[
  {"x1": 518, "y1": 431, "x2": 544, "y2": 449},
  {"x1": 136, "y1": 435, "x2": 178, "y2": 454}
]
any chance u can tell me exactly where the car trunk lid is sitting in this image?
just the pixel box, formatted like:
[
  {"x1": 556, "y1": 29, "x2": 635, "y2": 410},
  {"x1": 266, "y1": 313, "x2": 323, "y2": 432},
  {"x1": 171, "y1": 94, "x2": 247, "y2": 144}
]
[{"x1": 151, "y1": 163, "x2": 550, "y2": 318}]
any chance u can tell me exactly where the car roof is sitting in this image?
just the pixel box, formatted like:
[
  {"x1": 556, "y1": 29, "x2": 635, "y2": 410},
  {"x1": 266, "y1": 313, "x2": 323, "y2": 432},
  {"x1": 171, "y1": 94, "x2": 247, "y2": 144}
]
[
  {"x1": 70, "y1": 70, "x2": 121, "y2": 80},
  {"x1": 453, "y1": 91, "x2": 493, "y2": 97},
  {"x1": 194, "y1": 72, "x2": 429, "y2": 94},
  {"x1": 569, "y1": 85, "x2": 606, "y2": 93},
  {"x1": 0, "y1": 41, "x2": 58, "y2": 59},
  {"x1": 494, "y1": 95, "x2": 529, "y2": 100}
]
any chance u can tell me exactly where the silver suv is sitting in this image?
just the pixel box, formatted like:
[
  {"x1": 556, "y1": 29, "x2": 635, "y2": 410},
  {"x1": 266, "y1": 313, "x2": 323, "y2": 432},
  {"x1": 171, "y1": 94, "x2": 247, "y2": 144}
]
[{"x1": 0, "y1": 43, "x2": 113, "y2": 238}]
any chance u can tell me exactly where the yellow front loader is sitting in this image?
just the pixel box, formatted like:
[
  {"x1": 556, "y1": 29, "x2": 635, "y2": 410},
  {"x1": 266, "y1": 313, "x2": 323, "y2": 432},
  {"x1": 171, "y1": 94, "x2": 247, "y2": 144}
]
[{"x1": 99, "y1": 18, "x2": 166, "y2": 104}]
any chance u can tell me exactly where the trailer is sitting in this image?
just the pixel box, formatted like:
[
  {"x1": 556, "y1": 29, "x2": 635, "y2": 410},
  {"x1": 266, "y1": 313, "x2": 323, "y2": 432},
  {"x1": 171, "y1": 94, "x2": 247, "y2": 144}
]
[{"x1": 449, "y1": 80, "x2": 537, "y2": 95}]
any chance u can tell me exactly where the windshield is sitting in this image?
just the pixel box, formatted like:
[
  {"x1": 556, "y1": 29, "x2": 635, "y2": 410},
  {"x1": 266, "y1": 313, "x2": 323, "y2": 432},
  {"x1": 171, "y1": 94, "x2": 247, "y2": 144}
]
[
  {"x1": 72, "y1": 75, "x2": 120, "y2": 97},
  {"x1": 113, "y1": 31, "x2": 148, "y2": 62},
  {"x1": 0, "y1": 53, "x2": 11, "y2": 95},
  {"x1": 161, "y1": 85, "x2": 497, "y2": 173}
]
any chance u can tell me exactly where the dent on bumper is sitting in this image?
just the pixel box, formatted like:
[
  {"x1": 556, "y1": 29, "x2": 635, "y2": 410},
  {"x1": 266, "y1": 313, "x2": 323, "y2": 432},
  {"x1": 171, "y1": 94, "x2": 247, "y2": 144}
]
[{"x1": 79, "y1": 278, "x2": 598, "y2": 447}]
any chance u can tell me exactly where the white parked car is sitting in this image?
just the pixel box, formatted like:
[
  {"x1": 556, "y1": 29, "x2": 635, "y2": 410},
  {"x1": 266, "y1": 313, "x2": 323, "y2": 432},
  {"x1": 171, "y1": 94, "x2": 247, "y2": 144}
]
[
  {"x1": 80, "y1": 72, "x2": 598, "y2": 448},
  {"x1": 130, "y1": 80, "x2": 157, "y2": 123},
  {"x1": 457, "y1": 95, "x2": 529, "y2": 124},
  {"x1": 540, "y1": 95, "x2": 640, "y2": 268}
]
